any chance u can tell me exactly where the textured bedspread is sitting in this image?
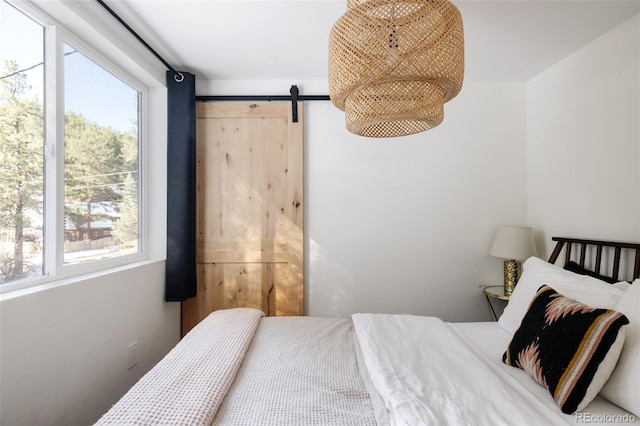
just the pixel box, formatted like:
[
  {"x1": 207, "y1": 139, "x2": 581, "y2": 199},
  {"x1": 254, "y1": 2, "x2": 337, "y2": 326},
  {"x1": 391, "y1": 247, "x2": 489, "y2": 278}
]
[
  {"x1": 95, "y1": 308, "x2": 263, "y2": 426},
  {"x1": 212, "y1": 316, "x2": 377, "y2": 425}
]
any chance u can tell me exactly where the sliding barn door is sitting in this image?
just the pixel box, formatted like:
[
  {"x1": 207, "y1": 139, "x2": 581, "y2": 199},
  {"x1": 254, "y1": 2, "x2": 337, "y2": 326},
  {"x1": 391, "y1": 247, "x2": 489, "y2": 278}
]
[{"x1": 181, "y1": 102, "x2": 304, "y2": 335}]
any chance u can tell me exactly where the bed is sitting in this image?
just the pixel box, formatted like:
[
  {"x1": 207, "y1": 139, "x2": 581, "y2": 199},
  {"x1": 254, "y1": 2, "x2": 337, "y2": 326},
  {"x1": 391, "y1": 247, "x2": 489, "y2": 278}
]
[{"x1": 96, "y1": 237, "x2": 640, "y2": 425}]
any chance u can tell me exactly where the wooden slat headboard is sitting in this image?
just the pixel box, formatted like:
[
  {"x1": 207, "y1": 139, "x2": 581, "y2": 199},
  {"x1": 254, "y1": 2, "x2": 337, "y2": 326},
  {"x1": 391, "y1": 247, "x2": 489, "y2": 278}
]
[{"x1": 548, "y1": 237, "x2": 640, "y2": 282}]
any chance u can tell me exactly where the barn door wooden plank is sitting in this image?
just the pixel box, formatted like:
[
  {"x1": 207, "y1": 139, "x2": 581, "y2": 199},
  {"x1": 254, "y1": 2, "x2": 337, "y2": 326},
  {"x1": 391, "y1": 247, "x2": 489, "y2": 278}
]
[{"x1": 181, "y1": 101, "x2": 303, "y2": 335}]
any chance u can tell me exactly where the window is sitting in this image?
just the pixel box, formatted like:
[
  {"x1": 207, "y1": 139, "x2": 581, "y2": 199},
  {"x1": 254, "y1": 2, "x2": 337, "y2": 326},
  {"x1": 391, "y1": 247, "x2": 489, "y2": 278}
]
[
  {"x1": 0, "y1": 0, "x2": 145, "y2": 290},
  {"x1": 63, "y1": 44, "x2": 140, "y2": 265}
]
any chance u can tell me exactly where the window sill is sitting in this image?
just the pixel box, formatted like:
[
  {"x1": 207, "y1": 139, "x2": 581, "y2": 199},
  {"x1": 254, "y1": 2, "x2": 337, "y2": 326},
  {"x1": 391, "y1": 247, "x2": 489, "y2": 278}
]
[{"x1": 0, "y1": 258, "x2": 165, "y2": 302}]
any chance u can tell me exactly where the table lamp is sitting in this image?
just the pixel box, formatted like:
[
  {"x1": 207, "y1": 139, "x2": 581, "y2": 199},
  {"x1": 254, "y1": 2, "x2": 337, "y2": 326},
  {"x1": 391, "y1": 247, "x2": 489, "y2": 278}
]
[{"x1": 489, "y1": 225, "x2": 537, "y2": 296}]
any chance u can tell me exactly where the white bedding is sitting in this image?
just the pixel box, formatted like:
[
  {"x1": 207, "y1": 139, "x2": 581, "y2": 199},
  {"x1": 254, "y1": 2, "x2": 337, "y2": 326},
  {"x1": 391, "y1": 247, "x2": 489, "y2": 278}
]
[
  {"x1": 212, "y1": 316, "x2": 377, "y2": 425},
  {"x1": 353, "y1": 314, "x2": 566, "y2": 426},
  {"x1": 453, "y1": 322, "x2": 639, "y2": 426},
  {"x1": 96, "y1": 309, "x2": 637, "y2": 425}
]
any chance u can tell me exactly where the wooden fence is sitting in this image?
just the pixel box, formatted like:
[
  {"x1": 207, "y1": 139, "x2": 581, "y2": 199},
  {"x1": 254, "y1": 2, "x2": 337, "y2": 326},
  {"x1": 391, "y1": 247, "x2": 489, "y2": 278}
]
[{"x1": 1, "y1": 237, "x2": 118, "y2": 256}]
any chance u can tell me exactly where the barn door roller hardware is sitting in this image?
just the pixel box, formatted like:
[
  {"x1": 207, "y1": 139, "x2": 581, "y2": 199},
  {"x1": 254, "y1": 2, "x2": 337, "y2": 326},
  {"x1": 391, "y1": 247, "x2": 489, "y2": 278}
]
[
  {"x1": 290, "y1": 85, "x2": 299, "y2": 122},
  {"x1": 196, "y1": 85, "x2": 330, "y2": 124}
]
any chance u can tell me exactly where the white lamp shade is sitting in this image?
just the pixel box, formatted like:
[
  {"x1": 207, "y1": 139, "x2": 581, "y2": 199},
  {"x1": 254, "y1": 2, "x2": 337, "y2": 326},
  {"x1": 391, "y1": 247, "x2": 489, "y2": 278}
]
[{"x1": 489, "y1": 225, "x2": 537, "y2": 261}]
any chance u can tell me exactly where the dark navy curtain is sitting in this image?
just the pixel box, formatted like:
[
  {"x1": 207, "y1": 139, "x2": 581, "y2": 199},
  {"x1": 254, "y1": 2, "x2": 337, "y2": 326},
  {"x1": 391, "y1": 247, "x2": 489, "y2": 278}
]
[{"x1": 165, "y1": 71, "x2": 197, "y2": 301}]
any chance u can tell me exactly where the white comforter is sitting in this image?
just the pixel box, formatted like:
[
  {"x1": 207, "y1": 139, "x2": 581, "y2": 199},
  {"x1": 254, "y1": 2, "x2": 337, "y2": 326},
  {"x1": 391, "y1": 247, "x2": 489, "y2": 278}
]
[{"x1": 352, "y1": 313, "x2": 567, "y2": 426}]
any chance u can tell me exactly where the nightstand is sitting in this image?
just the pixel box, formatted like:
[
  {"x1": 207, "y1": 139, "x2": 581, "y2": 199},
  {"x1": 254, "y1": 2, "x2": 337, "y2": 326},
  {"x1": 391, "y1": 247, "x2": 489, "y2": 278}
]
[{"x1": 483, "y1": 285, "x2": 510, "y2": 321}]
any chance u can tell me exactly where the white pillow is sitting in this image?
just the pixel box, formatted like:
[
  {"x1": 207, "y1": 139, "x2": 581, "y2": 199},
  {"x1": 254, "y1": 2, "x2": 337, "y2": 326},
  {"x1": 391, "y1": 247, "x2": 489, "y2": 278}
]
[
  {"x1": 600, "y1": 279, "x2": 640, "y2": 416},
  {"x1": 612, "y1": 281, "x2": 632, "y2": 291},
  {"x1": 498, "y1": 256, "x2": 626, "y2": 335}
]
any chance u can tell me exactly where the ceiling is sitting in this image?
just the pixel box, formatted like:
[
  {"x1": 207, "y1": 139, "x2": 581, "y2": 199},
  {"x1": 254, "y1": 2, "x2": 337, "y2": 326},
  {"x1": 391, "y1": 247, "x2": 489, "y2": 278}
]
[{"x1": 105, "y1": 0, "x2": 640, "y2": 84}]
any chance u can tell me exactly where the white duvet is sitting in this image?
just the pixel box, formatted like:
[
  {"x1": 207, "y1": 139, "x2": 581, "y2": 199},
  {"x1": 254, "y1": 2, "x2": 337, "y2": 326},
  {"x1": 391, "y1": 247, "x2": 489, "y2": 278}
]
[{"x1": 352, "y1": 313, "x2": 567, "y2": 426}]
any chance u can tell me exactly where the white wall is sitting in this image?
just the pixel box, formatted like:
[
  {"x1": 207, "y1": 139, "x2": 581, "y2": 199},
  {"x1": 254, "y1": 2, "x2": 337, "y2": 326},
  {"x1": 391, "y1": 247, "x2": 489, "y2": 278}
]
[
  {"x1": 0, "y1": 262, "x2": 180, "y2": 425},
  {"x1": 527, "y1": 14, "x2": 640, "y2": 259},
  {"x1": 201, "y1": 80, "x2": 529, "y2": 321}
]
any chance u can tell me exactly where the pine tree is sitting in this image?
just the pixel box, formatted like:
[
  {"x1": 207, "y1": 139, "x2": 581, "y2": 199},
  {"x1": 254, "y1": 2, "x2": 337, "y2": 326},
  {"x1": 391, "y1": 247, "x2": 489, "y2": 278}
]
[
  {"x1": 63, "y1": 112, "x2": 138, "y2": 235},
  {"x1": 111, "y1": 172, "x2": 138, "y2": 248},
  {"x1": 0, "y1": 60, "x2": 44, "y2": 281}
]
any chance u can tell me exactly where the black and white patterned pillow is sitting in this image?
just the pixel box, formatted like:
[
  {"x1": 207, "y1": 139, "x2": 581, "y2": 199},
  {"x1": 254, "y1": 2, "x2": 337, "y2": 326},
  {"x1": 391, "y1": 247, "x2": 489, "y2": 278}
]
[{"x1": 503, "y1": 285, "x2": 628, "y2": 414}]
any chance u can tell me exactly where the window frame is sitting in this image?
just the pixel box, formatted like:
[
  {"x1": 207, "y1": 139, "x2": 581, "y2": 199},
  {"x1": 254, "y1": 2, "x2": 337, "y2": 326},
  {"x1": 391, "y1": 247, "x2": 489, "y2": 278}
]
[{"x1": 1, "y1": 0, "x2": 149, "y2": 294}]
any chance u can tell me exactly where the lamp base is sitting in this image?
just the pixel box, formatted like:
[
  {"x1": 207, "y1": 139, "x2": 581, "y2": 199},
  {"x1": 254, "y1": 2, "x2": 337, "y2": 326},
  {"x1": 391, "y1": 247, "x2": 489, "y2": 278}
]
[{"x1": 503, "y1": 260, "x2": 522, "y2": 296}]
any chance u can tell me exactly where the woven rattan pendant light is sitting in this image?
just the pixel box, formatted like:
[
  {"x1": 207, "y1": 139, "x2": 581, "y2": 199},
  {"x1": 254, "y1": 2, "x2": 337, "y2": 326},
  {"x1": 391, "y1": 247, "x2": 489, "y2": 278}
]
[{"x1": 328, "y1": 0, "x2": 464, "y2": 138}]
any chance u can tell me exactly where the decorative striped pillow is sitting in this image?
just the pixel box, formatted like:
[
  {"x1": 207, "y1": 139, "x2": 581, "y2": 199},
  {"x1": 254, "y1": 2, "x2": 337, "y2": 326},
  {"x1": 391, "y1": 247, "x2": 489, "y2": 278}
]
[{"x1": 503, "y1": 285, "x2": 628, "y2": 414}]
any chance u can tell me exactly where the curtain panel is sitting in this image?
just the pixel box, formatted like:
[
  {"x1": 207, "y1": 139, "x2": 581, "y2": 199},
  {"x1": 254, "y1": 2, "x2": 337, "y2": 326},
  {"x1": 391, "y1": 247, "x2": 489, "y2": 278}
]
[{"x1": 165, "y1": 71, "x2": 197, "y2": 302}]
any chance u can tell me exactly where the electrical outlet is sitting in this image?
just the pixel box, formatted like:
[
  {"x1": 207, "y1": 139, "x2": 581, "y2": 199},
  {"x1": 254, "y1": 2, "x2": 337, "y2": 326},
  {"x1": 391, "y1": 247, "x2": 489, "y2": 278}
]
[{"x1": 128, "y1": 341, "x2": 138, "y2": 369}]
